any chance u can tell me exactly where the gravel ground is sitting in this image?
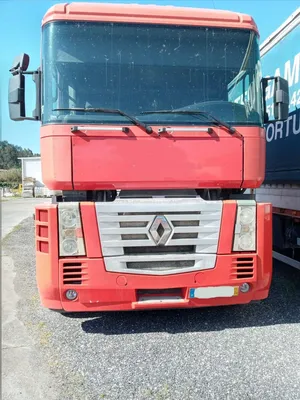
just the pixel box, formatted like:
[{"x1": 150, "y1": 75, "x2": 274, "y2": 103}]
[{"x1": 3, "y1": 217, "x2": 300, "y2": 400}]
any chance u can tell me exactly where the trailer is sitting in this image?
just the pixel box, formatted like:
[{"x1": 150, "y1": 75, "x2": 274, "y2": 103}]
[{"x1": 256, "y1": 8, "x2": 300, "y2": 269}]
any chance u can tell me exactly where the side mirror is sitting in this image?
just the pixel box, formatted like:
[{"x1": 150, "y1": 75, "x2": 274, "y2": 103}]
[
  {"x1": 8, "y1": 53, "x2": 41, "y2": 121},
  {"x1": 273, "y1": 76, "x2": 289, "y2": 121},
  {"x1": 262, "y1": 76, "x2": 290, "y2": 123},
  {"x1": 10, "y1": 53, "x2": 29, "y2": 74},
  {"x1": 8, "y1": 73, "x2": 26, "y2": 121}
]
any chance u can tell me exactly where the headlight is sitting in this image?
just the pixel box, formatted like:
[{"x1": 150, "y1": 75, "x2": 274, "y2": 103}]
[
  {"x1": 239, "y1": 207, "x2": 255, "y2": 225},
  {"x1": 60, "y1": 210, "x2": 77, "y2": 228},
  {"x1": 233, "y1": 201, "x2": 256, "y2": 252},
  {"x1": 238, "y1": 234, "x2": 254, "y2": 250},
  {"x1": 58, "y1": 203, "x2": 86, "y2": 256},
  {"x1": 62, "y1": 238, "x2": 78, "y2": 255}
]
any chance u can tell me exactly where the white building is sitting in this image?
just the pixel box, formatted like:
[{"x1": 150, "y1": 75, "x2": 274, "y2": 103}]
[{"x1": 18, "y1": 157, "x2": 51, "y2": 197}]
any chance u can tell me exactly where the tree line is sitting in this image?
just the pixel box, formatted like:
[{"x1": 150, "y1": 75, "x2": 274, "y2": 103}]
[{"x1": 0, "y1": 140, "x2": 40, "y2": 170}]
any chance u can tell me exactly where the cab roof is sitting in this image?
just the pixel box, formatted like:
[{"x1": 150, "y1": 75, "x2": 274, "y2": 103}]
[{"x1": 42, "y1": 2, "x2": 258, "y2": 34}]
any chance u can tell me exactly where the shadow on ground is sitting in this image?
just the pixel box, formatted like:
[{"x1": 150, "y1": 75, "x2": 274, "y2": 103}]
[{"x1": 77, "y1": 260, "x2": 300, "y2": 335}]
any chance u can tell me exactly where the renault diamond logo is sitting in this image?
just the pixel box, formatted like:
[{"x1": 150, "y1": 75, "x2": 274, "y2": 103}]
[{"x1": 149, "y1": 215, "x2": 173, "y2": 246}]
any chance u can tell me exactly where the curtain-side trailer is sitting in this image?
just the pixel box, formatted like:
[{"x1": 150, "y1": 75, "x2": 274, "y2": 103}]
[{"x1": 256, "y1": 8, "x2": 300, "y2": 269}]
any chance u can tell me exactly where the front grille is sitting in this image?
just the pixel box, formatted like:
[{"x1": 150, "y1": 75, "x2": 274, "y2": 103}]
[
  {"x1": 231, "y1": 257, "x2": 254, "y2": 279},
  {"x1": 62, "y1": 262, "x2": 88, "y2": 285},
  {"x1": 96, "y1": 198, "x2": 222, "y2": 275}
]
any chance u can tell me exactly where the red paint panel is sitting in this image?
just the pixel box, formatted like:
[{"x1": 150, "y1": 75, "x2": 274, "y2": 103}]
[
  {"x1": 40, "y1": 125, "x2": 265, "y2": 191},
  {"x1": 39, "y1": 241, "x2": 49, "y2": 253},
  {"x1": 40, "y1": 133, "x2": 72, "y2": 190},
  {"x1": 37, "y1": 209, "x2": 48, "y2": 223},
  {"x1": 35, "y1": 204, "x2": 62, "y2": 310},
  {"x1": 72, "y1": 135, "x2": 243, "y2": 190},
  {"x1": 80, "y1": 203, "x2": 102, "y2": 258},
  {"x1": 218, "y1": 201, "x2": 237, "y2": 254},
  {"x1": 255, "y1": 203, "x2": 273, "y2": 294},
  {"x1": 242, "y1": 132, "x2": 266, "y2": 188},
  {"x1": 42, "y1": 3, "x2": 258, "y2": 34}
]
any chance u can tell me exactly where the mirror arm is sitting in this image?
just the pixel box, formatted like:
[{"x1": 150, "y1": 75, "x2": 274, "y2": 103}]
[
  {"x1": 9, "y1": 69, "x2": 38, "y2": 77},
  {"x1": 23, "y1": 70, "x2": 39, "y2": 75},
  {"x1": 32, "y1": 69, "x2": 41, "y2": 120}
]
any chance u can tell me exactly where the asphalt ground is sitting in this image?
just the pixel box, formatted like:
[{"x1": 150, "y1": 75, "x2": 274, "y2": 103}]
[
  {"x1": 1, "y1": 197, "x2": 49, "y2": 237},
  {"x1": 2, "y1": 215, "x2": 300, "y2": 400}
]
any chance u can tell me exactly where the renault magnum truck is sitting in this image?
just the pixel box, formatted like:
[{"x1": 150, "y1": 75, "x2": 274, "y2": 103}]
[{"x1": 8, "y1": 3, "x2": 289, "y2": 312}]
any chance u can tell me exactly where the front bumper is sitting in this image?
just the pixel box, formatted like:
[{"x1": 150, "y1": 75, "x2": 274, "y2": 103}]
[
  {"x1": 35, "y1": 202, "x2": 272, "y2": 312},
  {"x1": 38, "y1": 252, "x2": 271, "y2": 312}
]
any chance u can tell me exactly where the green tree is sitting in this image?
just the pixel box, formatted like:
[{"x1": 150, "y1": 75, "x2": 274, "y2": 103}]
[
  {"x1": 0, "y1": 168, "x2": 22, "y2": 188},
  {"x1": 0, "y1": 141, "x2": 40, "y2": 169}
]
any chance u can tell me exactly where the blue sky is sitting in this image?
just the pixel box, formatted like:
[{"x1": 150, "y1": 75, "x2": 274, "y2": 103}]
[{"x1": 1, "y1": 0, "x2": 298, "y2": 153}]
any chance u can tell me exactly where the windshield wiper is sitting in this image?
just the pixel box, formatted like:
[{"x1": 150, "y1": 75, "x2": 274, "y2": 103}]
[
  {"x1": 53, "y1": 108, "x2": 153, "y2": 134},
  {"x1": 141, "y1": 109, "x2": 236, "y2": 134}
]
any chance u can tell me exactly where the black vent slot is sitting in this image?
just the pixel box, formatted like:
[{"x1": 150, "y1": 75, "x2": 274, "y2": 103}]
[
  {"x1": 124, "y1": 245, "x2": 195, "y2": 255},
  {"x1": 172, "y1": 233, "x2": 198, "y2": 239},
  {"x1": 233, "y1": 257, "x2": 254, "y2": 279},
  {"x1": 137, "y1": 288, "x2": 183, "y2": 296},
  {"x1": 127, "y1": 260, "x2": 194, "y2": 271},
  {"x1": 63, "y1": 262, "x2": 84, "y2": 285}
]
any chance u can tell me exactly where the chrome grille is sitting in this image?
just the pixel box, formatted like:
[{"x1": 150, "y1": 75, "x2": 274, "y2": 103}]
[{"x1": 96, "y1": 198, "x2": 222, "y2": 275}]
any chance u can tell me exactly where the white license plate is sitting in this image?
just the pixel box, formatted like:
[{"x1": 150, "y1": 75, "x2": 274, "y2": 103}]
[{"x1": 189, "y1": 286, "x2": 239, "y2": 299}]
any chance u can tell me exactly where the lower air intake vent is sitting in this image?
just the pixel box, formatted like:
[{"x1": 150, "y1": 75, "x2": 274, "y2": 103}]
[
  {"x1": 127, "y1": 260, "x2": 194, "y2": 271},
  {"x1": 231, "y1": 257, "x2": 254, "y2": 279},
  {"x1": 137, "y1": 288, "x2": 183, "y2": 300},
  {"x1": 124, "y1": 245, "x2": 194, "y2": 255},
  {"x1": 62, "y1": 262, "x2": 88, "y2": 285}
]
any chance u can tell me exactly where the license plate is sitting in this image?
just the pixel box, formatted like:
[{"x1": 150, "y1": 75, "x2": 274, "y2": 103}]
[{"x1": 189, "y1": 286, "x2": 239, "y2": 299}]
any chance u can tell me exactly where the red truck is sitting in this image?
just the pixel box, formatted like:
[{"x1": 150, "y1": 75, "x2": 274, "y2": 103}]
[{"x1": 8, "y1": 3, "x2": 289, "y2": 313}]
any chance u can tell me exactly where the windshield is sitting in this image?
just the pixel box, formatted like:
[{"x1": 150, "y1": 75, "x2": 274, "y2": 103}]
[{"x1": 42, "y1": 21, "x2": 263, "y2": 126}]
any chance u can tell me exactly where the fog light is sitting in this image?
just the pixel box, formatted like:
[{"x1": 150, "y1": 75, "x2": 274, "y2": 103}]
[
  {"x1": 65, "y1": 289, "x2": 78, "y2": 300},
  {"x1": 240, "y1": 283, "x2": 250, "y2": 293}
]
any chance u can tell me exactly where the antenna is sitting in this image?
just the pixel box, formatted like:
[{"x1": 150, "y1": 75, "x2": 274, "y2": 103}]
[{"x1": 212, "y1": 0, "x2": 216, "y2": 9}]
